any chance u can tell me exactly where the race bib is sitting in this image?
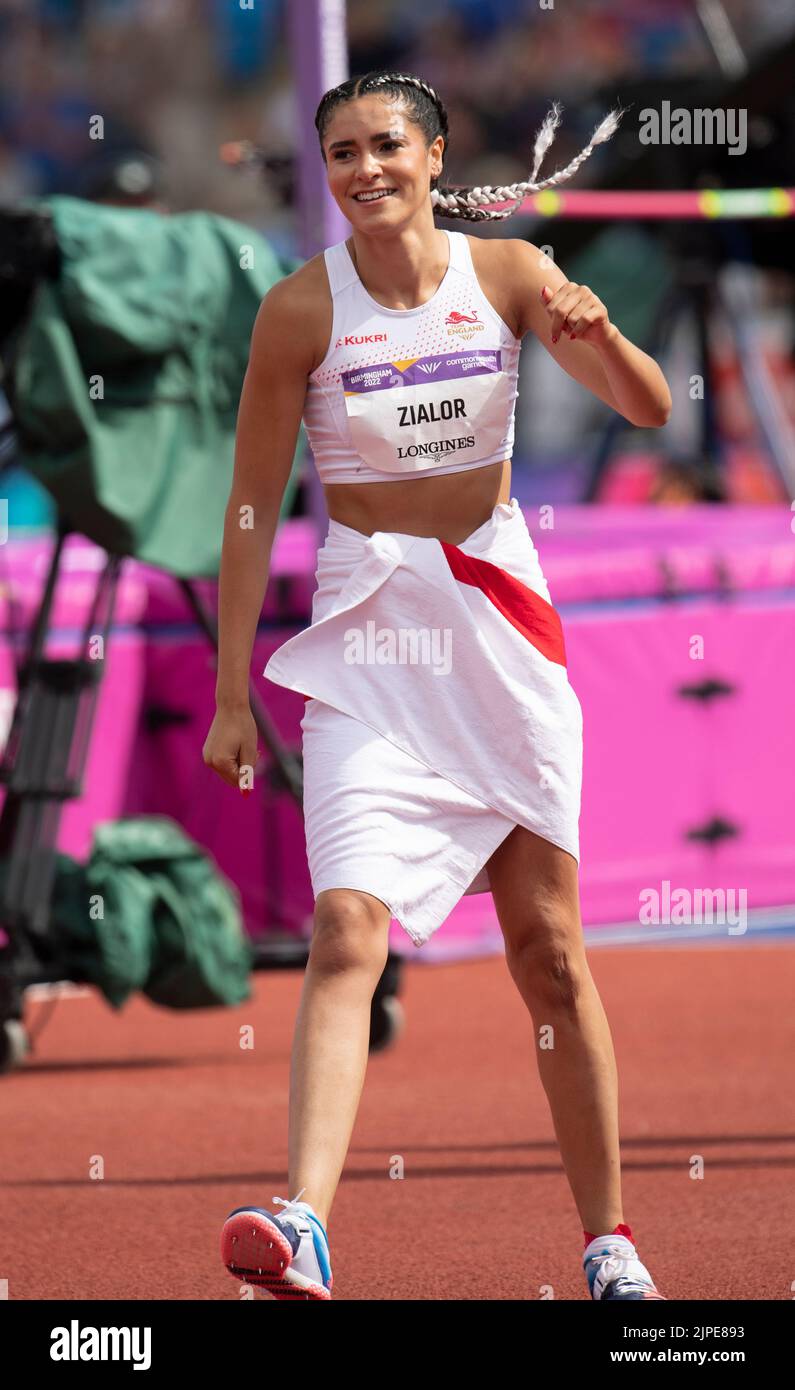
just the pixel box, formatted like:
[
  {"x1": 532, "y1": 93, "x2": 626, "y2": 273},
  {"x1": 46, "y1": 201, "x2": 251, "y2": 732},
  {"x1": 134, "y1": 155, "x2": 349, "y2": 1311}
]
[{"x1": 340, "y1": 349, "x2": 512, "y2": 474}]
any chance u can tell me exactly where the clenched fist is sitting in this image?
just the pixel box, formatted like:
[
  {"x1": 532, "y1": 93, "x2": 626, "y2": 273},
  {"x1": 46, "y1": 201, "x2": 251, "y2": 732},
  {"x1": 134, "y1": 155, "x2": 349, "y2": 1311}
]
[
  {"x1": 203, "y1": 704, "x2": 260, "y2": 793},
  {"x1": 541, "y1": 282, "x2": 615, "y2": 348}
]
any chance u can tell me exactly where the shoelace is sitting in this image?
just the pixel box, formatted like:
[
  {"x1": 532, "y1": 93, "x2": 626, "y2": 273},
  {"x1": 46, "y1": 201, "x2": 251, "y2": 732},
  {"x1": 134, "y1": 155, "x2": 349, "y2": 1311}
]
[
  {"x1": 271, "y1": 1187, "x2": 310, "y2": 1233},
  {"x1": 586, "y1": 1247, "x2": 655, "y2": 1297}
]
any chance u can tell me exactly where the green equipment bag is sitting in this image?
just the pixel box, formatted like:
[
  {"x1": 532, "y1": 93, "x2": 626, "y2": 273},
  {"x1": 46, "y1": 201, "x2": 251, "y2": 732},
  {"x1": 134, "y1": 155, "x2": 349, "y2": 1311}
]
[
  {"x1": 54, "y1": 817, "x2": 254, "y2": 1010},
  {"x1": 10, "y1": 195, "x2": 304, "y2": 576}
]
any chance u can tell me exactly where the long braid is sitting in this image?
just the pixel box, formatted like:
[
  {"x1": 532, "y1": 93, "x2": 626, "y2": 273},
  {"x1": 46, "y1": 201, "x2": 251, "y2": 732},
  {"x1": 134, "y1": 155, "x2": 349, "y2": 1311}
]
[
  {"x1": 433, "y1": 101, "x2": 627, "y2": 221},
  {"x1": 316, "y1": 71, "x2": 627, "y2": 223}
]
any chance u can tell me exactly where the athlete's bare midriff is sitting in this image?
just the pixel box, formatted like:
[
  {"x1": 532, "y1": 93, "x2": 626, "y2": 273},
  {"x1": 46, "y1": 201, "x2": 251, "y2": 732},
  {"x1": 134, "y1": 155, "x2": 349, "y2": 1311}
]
[
  {"x1": 324, "y1": 458, "x2": 512, "y2": 544},
  {"x1": 300, "y1": 235, "x2": 523, "y2": 546}
]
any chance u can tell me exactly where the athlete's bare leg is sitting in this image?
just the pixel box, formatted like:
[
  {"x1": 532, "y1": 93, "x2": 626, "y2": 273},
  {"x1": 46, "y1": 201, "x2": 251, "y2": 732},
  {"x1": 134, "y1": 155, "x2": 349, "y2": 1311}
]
[
  {"x1": 287, "y1": 888, "x2": 392, "y2": 1227},
  {"x1": 487, "y1": 825, "x2": 624, "y2": 1236}
]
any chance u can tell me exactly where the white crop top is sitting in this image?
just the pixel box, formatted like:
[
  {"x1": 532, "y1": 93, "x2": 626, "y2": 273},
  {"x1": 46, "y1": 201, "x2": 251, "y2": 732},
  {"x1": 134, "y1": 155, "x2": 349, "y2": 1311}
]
[{"x1": 303, "y1": 229, "x2": 522, "y2": 484}]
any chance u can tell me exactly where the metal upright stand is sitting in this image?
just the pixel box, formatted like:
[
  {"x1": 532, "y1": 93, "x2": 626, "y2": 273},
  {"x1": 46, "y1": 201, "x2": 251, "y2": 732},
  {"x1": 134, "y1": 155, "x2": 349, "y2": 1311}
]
[
  {"x1": 0, "y1": 519, "x2": 121, "y2": 1066},
  {"x1": 583, "y1": 226, "x2": 795, "y2": 504}
]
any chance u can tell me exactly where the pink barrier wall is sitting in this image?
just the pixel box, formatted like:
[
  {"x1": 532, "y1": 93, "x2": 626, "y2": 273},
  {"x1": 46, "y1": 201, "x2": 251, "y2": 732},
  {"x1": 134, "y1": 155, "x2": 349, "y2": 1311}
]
[
  {"x1": 534, "y1": 506, "x2": 795, "y2": 937},
  {"x1": 569, "y1": 598, "x2": 795, "y2": 924},
  {"x1": 123, "y1": 506, "x2": 795, "y2": 959},
  {"x1": 3, "y1": 511, "x2": 793, "y2": 962}
]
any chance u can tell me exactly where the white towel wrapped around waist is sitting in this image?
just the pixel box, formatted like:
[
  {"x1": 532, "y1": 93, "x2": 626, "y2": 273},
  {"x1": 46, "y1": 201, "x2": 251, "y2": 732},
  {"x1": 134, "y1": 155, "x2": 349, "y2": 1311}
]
[{"x1": 264, "y1": 497, "x2": 583, "y2": 947}]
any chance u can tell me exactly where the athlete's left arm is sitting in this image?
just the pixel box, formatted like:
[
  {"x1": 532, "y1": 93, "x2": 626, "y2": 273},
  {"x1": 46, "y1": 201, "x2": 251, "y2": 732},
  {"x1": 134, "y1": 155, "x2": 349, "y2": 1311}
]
[{"x1": 509, "y1": 239, "x2": 672, "y2": 428}]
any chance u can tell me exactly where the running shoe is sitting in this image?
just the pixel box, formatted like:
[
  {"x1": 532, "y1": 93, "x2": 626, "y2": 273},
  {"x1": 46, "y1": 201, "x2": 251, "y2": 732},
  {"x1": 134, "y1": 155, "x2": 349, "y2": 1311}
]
[
  {"x1": 583, "y1": 1233, "x2": 666, "y2": 1300},
  {"x1": 221, "y1": 1187, "x2": 332, "y2": 1300}
]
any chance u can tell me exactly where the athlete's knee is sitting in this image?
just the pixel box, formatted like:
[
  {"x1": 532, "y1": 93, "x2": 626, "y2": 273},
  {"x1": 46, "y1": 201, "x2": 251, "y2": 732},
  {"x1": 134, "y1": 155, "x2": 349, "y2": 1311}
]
[
  {"x1": 310, "y1": 889, "x2": 390, "y2": 976},
  {"x1": 502, "y1": 907, "x2": 587, "y2": 1013}
]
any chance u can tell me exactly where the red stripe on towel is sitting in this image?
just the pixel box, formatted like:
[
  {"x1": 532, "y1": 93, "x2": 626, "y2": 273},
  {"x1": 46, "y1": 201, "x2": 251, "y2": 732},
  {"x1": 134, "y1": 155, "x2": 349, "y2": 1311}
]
[{"x1": 440, "y1": 543, "x2": 567, "y2": 667}]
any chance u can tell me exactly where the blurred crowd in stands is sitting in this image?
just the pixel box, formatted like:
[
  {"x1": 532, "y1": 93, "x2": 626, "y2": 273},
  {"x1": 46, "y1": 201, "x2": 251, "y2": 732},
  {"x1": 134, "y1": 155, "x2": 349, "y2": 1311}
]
[
  {"x1": 1, "y1": 0, "x2": 793, "y2": 240},
  {"x1": 1, "y1": 0, "x2": 793, "y2": 505}
]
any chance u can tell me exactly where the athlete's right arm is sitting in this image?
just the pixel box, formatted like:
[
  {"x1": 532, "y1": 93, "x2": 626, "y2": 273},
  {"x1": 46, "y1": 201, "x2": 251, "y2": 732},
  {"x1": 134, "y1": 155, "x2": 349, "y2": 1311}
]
[{"x1": 203, "y1": 277, "x2": 313, "y2": 789}]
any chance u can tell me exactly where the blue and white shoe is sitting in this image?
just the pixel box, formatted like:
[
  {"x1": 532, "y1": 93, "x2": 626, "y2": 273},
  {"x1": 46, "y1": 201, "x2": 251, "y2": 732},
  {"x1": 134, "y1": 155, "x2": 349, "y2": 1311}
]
[
  {"x1": 221, "y1": 1187, "x2": 333, "y2": 1300},
  {"x1": 583, "y1": 1233, "x2": 666, "y2": 1300}
]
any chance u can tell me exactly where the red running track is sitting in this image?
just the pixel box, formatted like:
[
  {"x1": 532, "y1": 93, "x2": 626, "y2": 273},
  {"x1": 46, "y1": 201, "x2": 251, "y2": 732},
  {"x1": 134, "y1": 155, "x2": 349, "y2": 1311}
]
[{"x1": 1, "y1": 944, "x2": 793, "y2": 1300}]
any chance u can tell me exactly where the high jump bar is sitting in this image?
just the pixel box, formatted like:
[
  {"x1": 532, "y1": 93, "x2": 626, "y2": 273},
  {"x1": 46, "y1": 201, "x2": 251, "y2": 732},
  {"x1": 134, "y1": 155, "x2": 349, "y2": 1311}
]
[{"x1": 507, "y1": 187, "x2": 795, "y2": 219}]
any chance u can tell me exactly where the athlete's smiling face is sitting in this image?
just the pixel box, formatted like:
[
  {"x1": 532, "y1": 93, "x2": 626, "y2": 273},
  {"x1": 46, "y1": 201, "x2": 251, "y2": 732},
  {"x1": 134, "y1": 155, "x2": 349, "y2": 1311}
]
[{"x1": 323, "y1": 95, "x2": 444, "y2": 220}]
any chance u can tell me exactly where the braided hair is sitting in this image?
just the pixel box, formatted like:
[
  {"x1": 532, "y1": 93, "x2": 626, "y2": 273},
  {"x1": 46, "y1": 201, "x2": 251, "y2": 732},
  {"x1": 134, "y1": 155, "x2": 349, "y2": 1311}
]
[{"x1": 315, "y1": 70, "x2": 626, "y2": 223}]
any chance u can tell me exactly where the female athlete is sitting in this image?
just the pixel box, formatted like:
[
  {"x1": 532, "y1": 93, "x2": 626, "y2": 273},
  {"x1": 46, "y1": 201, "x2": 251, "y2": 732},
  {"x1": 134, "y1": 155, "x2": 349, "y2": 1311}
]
[{"x1": 204, "y1": 70, "x2": 672, "y2": 1302}]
